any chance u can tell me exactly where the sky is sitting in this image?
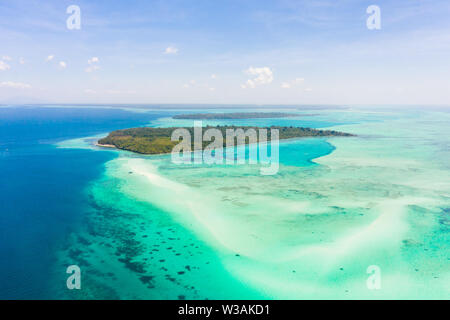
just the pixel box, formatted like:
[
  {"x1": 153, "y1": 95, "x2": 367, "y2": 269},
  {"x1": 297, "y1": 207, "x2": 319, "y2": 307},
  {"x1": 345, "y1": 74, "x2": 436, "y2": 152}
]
[{"x1": 0, "y1": 0, "x2": 450, "y2": 105}]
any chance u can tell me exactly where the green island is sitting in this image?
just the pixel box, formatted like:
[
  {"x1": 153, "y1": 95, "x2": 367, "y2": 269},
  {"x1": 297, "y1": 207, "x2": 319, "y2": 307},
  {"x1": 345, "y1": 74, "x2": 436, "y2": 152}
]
[
  {"x1": 172, "y1": 112, "x2": 315, "y2": 119},
  {"x1": 97, "y1": 126, "x2": 354, "y2": 155}
]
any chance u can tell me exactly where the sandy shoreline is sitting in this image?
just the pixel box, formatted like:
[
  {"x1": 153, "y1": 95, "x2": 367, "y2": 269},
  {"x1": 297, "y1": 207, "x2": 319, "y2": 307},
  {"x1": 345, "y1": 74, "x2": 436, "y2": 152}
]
[
  {"x1": 95, "y1": 143, "x2": 117, "y2": 148},
  {"x1": 95, "y1": 142, "x2": 175, "y2": 156}
]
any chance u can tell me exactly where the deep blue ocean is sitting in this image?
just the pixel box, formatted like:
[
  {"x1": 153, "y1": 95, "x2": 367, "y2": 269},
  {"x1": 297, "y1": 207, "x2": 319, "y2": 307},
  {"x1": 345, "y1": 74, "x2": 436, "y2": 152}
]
[{"x1": 0, "y1": 106, "x2": 168, "y2": 299}]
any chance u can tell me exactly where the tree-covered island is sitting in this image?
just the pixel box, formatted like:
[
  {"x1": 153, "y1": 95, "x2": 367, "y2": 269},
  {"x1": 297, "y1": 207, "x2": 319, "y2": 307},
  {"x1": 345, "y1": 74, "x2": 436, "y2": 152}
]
[{"x1": 97, "y1": 126, "x2": 354, "y2": 155}]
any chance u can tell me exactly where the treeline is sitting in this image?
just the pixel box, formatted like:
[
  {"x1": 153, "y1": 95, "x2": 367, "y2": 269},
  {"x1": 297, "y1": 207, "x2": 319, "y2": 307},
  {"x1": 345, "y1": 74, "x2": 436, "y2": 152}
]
[{"x1": 98, "y1": 126, "x2": 354, "y2": 155}]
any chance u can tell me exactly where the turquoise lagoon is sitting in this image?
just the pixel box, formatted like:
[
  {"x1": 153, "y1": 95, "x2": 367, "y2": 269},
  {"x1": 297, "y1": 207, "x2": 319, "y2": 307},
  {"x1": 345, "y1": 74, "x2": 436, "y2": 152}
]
[{"x1": 2, "y1": 105, "x2": 448, "y2": 299}]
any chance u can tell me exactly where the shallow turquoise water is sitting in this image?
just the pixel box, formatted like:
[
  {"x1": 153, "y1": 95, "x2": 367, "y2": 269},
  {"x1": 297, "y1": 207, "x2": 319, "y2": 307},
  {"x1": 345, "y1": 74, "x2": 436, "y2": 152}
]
[{"x1": 53, "y1": 106, "x2": 449, "y2": 299}]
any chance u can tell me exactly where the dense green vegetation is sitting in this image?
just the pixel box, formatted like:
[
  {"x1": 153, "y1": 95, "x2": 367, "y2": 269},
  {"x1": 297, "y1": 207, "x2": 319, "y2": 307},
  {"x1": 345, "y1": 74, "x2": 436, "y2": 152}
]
[
  {"x1": 98, "y1": 126, "x2": 354, "y2": 155},
  {"x1": 172, "y1": 112, "x2": 308, "y2": 119}
]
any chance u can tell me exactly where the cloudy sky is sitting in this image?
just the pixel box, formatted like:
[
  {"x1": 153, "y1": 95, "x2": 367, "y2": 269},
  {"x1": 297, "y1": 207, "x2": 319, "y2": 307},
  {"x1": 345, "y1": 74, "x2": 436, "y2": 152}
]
[{"x1": 1, "y1": 0, "x2": 450, "y2": 105}]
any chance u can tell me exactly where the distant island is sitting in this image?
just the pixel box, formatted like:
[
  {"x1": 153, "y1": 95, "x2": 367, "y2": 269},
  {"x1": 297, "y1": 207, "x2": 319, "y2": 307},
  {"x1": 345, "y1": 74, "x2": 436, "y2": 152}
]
[
  {"x1": 98, "y1": 126, "x2": 354, "y2": 155},
  {"x1": 172, "y1": 112, "x2": 314, "y2": 120}
]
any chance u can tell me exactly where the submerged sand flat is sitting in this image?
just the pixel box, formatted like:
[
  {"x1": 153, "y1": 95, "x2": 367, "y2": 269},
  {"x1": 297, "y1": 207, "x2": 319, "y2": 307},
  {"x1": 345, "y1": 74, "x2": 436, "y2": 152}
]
[{"x1": 55, "y1": 108, "x2": 450, "y2": 299}]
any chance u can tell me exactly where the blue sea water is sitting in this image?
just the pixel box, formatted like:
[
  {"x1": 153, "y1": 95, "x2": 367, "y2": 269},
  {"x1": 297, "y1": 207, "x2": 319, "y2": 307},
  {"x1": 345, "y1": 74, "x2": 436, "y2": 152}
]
[
  {"x1": 0, "y1": 105, "x2": 349, "y2": 299},
  {"x1": 0, "y1": 106, "x2": 169, "y2": 299}
]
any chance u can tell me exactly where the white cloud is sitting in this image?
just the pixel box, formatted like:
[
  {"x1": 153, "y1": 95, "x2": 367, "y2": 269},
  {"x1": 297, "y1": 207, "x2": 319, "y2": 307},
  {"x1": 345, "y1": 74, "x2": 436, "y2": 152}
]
[
  {"x1": 164, "y1": 46, "x2": 178, "y2": 54},
  {"x1": 281, "y1": 77, "x2": 305, "y2": 89},
  {"x1": 243, "y1": 80, "x2": 255, "y2": 89},
  {"x1": 88, "y1": 57, "x2": 99, "y2": 64},
  {"x1": 2, "y1": 56, "x2": 12, "y2": 61},
  {"x1": 86, "y1": 57, "x2": 100, "y2": 72},
  {"x1": 304, "y1": 87, "x2": 313, "y2": 92},
  {"x1": 241, "y1": 66, "x2": 273, "y2": 89},
  {"x1": 19, "y1": 57, "x2": 25, "y2": 65},
  {"x1": 84, "y1": 89, "x2": 96, "y2": 94},
  {"x1": 46, "y1": 55, "x2": 55, "y2": 62},
  {"x1": 0, "y1": 61, "x2": 11, "y2": 71},
  {"x1": 211, "y1": 74, "x2": 217, "y2": 79},
  {"x1": 0, "y1": 81, "x2": 31, "y2": 89},
  {"x1": 59, "y1": 61, "x2": 67, "y2": 69}
]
